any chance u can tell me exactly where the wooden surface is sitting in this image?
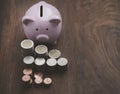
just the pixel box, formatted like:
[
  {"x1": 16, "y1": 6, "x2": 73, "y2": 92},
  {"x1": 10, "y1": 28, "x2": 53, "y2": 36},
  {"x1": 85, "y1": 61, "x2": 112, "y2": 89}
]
[{"x1": 0, "y1": 0, "x2": 120, "y2": 94}]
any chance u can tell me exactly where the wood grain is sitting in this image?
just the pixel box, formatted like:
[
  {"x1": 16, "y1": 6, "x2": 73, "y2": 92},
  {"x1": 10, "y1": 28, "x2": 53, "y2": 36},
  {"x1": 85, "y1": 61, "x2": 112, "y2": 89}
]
[{"x1": 0, "y1": 0, "x2": 120, "y2": 94}]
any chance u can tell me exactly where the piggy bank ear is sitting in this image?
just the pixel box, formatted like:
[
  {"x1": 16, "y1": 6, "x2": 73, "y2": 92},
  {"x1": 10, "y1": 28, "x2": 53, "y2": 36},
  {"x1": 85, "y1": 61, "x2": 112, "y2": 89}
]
[
  {"x1": 49, "y1": 18, "x2": 61, "y2": 25},
  {"x1": 22, "y1": 16, "x2": 34, "y2": 26}
]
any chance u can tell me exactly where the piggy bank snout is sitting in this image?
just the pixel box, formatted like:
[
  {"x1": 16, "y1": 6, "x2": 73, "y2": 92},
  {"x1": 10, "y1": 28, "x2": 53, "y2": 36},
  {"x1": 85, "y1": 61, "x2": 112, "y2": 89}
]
[{"x1": 36, "y1": 34, "x2": 49, "y2": 42}]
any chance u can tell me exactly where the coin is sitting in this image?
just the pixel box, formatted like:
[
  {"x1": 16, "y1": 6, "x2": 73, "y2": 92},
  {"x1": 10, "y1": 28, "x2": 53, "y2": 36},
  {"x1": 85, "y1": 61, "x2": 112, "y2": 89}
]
[
  {"x1": 34, "y1": 77, "x2": 43, "y2": 84},
  {"x1": 35, "y1": 57, "x2": 45, "y2": 66},
  {"x1": 43, "y1": 77, "x2": 52, "y2": 85},
  {"x1": 35, "y1": 45, "x2": 48, "y2": 55},
  {"x1": 34, "y1": 72, "x2": 43, "y2": 79},
  {"x1": 48, "y1": 49, "x2": 61, "y2": 59},
  {"x1": 21, "y1": 39, "x2": 34, "y2": 49},
  {"x1": 46, "y1": 58, "x2": 57, "y2": 67},
  {"x1": 23, "y1": 68, "x2": 33, "y2": 75},
  {"x1": 22, "y1": 75, "x2": 31, "y2": 82},
  {"x1": 57, "y1": 57, "x2": 68, "y2": 66},
  {"x1": 23, "y1": 56, "x2": 34, "y2": 65}
]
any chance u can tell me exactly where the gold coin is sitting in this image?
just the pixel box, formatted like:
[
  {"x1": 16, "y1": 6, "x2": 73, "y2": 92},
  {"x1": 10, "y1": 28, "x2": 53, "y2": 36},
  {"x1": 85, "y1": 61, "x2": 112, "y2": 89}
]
[
  {"x1": 48, "y1": 49, "x2": 61, "y2": 59},
  {"x1": 35, "y1": 45, "x2": 48, "y2": 54},
  {"x1": 21, "y1": 39, "x2": 34, "y2": 49}
]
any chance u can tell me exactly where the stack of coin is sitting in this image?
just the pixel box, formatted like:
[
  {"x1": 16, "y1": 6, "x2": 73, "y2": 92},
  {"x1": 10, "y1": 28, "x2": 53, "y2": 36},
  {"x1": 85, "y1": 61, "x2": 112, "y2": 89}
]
[
  {"x1": 34, "y1": 72, "x2": 43, "y2": 85},
  {"x1": 57, "y1": 57, "x2": 68, "y2": 71},
  {"x1": 46, "y1": 58, "x2": 57, "y2": 71},
  {"x1": 47, "y1": 49, "x2": 68, "y2": 71},
  {"x1": 48, "y1": 49, "x2": 61, "y2": 59},
  {"x1": 22, "y1": 68, "x2": 33, "y2": 84},
  {"x1": 23, "y1": 56, "x2": 34, "y2": 68},
  {"x1": 21, "y1": 39, "x2": 34, "y2": 56},
  {"x1": 35, "y1": 45, "x2": 48, "y2": 57},
  {"x1": 34, "y1": 78, "x2": 43, "y2": 85},
  {"x1": 34, "y1": 57, "x2": 46, "y2": 71}
]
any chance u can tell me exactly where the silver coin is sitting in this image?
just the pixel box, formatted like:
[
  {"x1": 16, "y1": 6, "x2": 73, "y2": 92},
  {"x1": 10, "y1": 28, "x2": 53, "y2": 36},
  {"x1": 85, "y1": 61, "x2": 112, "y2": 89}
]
[
  {"x1": 48, "y1": 49, "x2": 61, "y2": 59},
  {"x1": 57, "y1": 57, "x2": 68, "y2": 66},
  {"x1": 35, "y1": 57, "x2": 45, "y2": 66},
  {"x1": 23, "y1": 56, "x2": 34, "y2": 64},
  {"x1": 35, "y1": 45, "x2": 48, "y2": 54},
  {"x1": 46, "y1": 58, "x2": 57, "y2": 67},
  {"x1": 21, "y1": 39, "x2": 34, "y2": 49}
]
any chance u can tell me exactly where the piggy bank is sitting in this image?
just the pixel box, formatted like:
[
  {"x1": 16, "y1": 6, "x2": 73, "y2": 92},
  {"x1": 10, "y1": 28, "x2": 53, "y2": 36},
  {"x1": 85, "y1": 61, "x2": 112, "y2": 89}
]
[{"x1": 22, "y1": 1, "x2": 62, "y2": 43}]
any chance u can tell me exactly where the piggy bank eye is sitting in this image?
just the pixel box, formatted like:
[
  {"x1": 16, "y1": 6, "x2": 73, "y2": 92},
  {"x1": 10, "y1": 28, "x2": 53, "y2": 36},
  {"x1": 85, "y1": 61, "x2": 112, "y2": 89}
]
[
  {"x1": 46, "y1": 28, "x2": 48, "y2": 31},
  {"x1": 36, "y1": 28, "x2": 38, "y2": 31}
]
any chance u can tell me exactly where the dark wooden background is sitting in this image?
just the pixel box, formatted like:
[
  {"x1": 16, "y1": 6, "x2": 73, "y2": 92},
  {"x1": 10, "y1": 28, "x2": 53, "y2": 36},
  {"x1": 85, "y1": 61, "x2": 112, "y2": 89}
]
[{"x1": 0, "y1": 0, "x2": 120, "y2": 94}]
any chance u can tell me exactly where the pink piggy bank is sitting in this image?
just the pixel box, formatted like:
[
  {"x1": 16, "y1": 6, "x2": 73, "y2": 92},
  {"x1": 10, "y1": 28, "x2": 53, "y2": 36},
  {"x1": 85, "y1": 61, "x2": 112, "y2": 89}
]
[{"x1": 22, "y1": 1, "x2": 62, "y2": 43}]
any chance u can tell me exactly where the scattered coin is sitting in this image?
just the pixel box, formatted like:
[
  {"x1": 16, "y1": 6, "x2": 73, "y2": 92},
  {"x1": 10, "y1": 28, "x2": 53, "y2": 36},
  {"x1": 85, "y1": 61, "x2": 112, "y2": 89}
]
[
  {"x1": 43, "y1": 77, "x2": 52, "y2": 85},
  {"x1": 46, "y1": 58, "x2": 57, "y2": 67},
  {"x1": 23, "y1": 56, "x2": 34, "y2": 65},
  {"x1": 34, "y1": 77, "x2": 43, "y2": 84},
  {"x1": 35, "y1": 45, "x2": 48, "y2": 55},
  {"x1": 35, "y1": 57, "x2": 45, "y2": 66},
  {"x1": 22, "y1": 75, "x2": 31, "y2": 82},
  {"x1": 23, "y1": 68, "x2": 33, "y2": 75},
  {"x1": 48, "y1": 49, "x2": 61, "y2": 59},
  {"x1": 34, "y1": 72, "x2": 43, "y2": 79}
]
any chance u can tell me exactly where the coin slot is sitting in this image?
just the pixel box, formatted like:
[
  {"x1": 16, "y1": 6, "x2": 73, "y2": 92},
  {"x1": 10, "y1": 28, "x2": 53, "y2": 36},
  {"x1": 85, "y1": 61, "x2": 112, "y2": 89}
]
[{"x1": 40, "y1": 5, "x2": 43, "y2": 17}]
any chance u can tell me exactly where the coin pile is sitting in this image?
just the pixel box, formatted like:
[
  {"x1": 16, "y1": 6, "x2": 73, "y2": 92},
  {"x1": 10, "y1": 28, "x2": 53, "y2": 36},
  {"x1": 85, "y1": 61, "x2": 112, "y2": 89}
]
[
  {"x1": 22, "y1": 68, "x2": 52, "y2": 85},
  {"x1": 21, "y1": 39, "x2": 68, "y2": 86},
  {"x1": 22, "y1": 68, "x2": 33, "y2": 84}
]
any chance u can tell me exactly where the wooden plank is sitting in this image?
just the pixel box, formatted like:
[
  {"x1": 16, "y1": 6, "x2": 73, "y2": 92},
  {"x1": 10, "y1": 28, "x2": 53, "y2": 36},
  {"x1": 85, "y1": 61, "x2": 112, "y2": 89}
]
[{"x1": 0, "y1": 0, "x2": 120, "y2": 94}]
